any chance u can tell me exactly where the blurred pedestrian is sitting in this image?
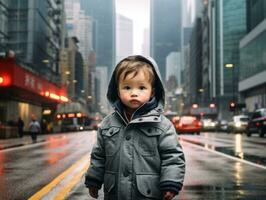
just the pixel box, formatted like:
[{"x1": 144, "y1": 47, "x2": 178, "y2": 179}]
[
  {"x1": 29, "y1": 116, "x2": 40, "y2": 143},
  {"x1": 17, "y1": 117, "x2": 24, "y2": 138},
  {"x1": 85, "y1": 55, "x2": 185, "y2": 200}
]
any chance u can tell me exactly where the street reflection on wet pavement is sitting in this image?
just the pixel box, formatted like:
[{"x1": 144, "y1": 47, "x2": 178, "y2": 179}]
[
  {"x1": 66, "y1": 132, "x2": 266, "y2": 199},
  {"x1": 1, "y1": 132, "x2": 265, "y2": 199},
  {"x1": 179, "y1": 133, "x2": 266, "y2": 167}
]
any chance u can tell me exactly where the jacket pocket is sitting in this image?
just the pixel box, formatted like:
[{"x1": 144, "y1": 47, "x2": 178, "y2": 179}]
[
  {"x1": 104, "y1": 172, "x2": 117, "y2": 200},
  {"x1": 136, "y1": 127, "x2": 161, "y2": 156},
  {"x1": 102, "y1": 127, "x2": 121, "y2": 156},
  {"x1": 136, "y1": 174, "x2": 162, "y2": 199},
  {"x1": 104, "y1": 172, "x2": 116, "y2": 193}
]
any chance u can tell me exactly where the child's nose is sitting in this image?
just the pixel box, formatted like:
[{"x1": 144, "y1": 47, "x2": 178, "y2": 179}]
[{"x1": 131, "y1": 89, "x2": 138, "y2": 96}]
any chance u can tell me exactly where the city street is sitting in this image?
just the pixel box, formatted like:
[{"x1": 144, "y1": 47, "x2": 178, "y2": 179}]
[
  {"x1": 0, "y1": 131, "x2": 265, "y2": 199},
  {"x1": 1, "y1": 0, "x2": 265, "y2": 199}
]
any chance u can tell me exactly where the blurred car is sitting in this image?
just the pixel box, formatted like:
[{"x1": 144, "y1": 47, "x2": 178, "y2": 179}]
[
  {"x1": 227, "y1": 115, "x2": 249, "y2": 133},
  {"x1": 246, "y1": 108, "x2": 266, "y2": 137},
  {"x1": 174, "y1": 116, "x2": 201, "y2": 135},
  {"x1": 164, "y1": 111, "x2": 178, "y2": 121},
  {"x1": 201, "y1": 118, "x2": 217, "y2": 131},
  {"x1": 217, "y1": 120, "x2": 228, "y2": 132}
]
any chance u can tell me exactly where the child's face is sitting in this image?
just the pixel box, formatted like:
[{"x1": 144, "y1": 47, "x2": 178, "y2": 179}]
[{"x1": 118, "y1": 69, "x2": 154, "y2": 113}]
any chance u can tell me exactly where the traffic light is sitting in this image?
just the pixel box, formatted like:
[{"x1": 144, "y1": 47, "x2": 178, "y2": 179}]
[{"x1": 229, "y1": 102, "x2": 236, "y2": 112}]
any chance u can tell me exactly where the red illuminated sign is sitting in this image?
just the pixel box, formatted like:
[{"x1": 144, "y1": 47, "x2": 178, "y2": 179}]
[{"x1": 0, "y1": 58, "x2": 68, "y2": 102}]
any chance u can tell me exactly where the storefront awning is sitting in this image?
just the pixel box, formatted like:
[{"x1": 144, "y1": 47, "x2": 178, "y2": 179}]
[{"x1": 0, "y1": 58, "x2": 69, "y2": 105}]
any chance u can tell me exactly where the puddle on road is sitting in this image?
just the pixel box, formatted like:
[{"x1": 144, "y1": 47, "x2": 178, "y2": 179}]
[
  {"x1": 183, "y1": 185, "x2": 243, "y2": 191},
  {"x1": 215, "y1": 147, "x2": 266, "y2": 166},
  {"x1": 181, "y1": 138, "x2": 266, "y2": 166}
]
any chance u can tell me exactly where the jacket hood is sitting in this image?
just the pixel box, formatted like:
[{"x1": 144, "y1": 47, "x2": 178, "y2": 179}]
[{"x1": 107, "y1": 55, "x2": 165, "y2": 109}]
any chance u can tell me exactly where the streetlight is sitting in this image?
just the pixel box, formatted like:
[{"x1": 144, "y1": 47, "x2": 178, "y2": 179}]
[
  {"x1": 42, "y1": 59, "x2": 49, "y2": 64},
  {"x1": 225, "y1": 63, "x2": 234, "y2": 68}
]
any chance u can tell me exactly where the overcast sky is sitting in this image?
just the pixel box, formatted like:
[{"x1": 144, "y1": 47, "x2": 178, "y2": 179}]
[{"x1": 116, "y1": 0, "x2": 150, "y2": 54}]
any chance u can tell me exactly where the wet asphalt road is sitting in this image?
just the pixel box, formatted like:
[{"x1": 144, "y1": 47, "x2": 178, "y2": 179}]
[
  {"x1": 66, "y1": 132, "x2": 266, "y2": 200},
  {"x1": 0, "y1": 132, "x2": 96, "y2": 200},
  {"x1": 0, "y1": 131, "x2": 265, "y2": 199}
]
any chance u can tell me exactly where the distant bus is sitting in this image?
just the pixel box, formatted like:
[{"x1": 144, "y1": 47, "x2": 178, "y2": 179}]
[{"x1": 56, "y1": 112, "x2": 98, "y2": 132}]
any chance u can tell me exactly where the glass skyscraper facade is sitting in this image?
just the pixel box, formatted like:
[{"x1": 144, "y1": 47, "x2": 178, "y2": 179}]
[
  {"x1": 246, "y1": 0, "x2": 266, "y2": 31},
  {"x1": 0, "y1": 0, "x2": 66, "y2": 128},
  {"x1": 239, "y1": 0, "x2": 266, "y2": 111},
  {"x1": 150, "y1": 0, "x2": 182, "y2": 82},
  {"x1": 80, "y1": 0, "x2": 116, "y2": 78},
  {"x1": 210, "y1": 0, "x2": 246, "y2": 119},
  {"x1": 0, "y1": 0, "x2": 64, "y2": 83},
  {"x1": 240, "y1": 31, "x2": 266, "y2": 80}
]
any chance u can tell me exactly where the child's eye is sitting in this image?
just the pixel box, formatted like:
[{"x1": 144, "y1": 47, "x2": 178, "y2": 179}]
[
  {"x1": 123, "y1": 86, "x2": 131, "y2": 90},
  {"x1": 139, "y1": 86, "x2": 146, "y2": 90}
]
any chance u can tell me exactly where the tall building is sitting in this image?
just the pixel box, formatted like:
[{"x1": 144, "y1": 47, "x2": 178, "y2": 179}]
[
  {"x1": 1, "y1": 0, "x2": 64, "y2": 83},
  {"x1": 80, "y1": 0, "x2": 116, "y2": 79},
  {"x1": 239, "y1": 0, "x2": 266, "y2": 111},
  {"x1": 209, "y1": 0, "x2": 247, "y2": 119},
  {"x1": 95, "y1": 66, "x2": 109, "y2": 114},
  {"x1": 201, "y1": 1, "x2": 211, "y2": 103},
  {"x1": 150, "y1": 0, "x2": 182, "y2": 81},
  {"x1": 166, "y1": 52, "x2": 181, "y2": 87},
  {"x1": 189, "y1": 18, "x2": 203, "y2": 106},
  {"x1": 61, "y1": 37, "x2": 84, "y2": 100},
  {"x1": 0, "y1": 0, "x2": 67, "y2": 129},
  {"x1": 64, "y1": 0, "x2": 93, "y2": 102},
  {"x1": 116, "y1": 14, "x2": 133, "y2": 65},
  {"x1": 65, "y1": 0, "x2": 93, "y2": 63}
]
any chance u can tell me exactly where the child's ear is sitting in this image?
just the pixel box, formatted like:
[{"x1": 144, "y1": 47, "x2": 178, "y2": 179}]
[{"x1": 151, "y1": 88, "x2": 155, "y2": 97}]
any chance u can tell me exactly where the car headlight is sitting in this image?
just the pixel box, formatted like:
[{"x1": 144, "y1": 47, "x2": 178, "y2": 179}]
[
  {"x1": 235, "y1": 122, "x2": 241, "y2": 127},
  {"x1": 79, "y1": 126, "x2": 84, "y2": 130}
]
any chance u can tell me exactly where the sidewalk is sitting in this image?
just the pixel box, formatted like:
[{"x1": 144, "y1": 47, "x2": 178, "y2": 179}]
[{"x1": 0, "y1": 134, "x2": 62, "y2": 150}]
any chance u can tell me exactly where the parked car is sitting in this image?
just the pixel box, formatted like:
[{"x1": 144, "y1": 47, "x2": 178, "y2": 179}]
[
  {"x1": 174, "y1": 116, "x2": 201, "y2": 135},
  {"x1": 227, "y1": 115, "x2": 249, "y2": 133},
  {"x1": 201, "y1": 118, "x2": 217, "y2": 131},
  {"x1": 246, "y1": 108, "x2": 266, "y2": 137}
]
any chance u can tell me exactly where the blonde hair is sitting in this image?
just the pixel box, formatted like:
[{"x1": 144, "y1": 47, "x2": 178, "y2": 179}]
[{"x1": 115, "y1": 60, "x2": 155, "y2": 86}]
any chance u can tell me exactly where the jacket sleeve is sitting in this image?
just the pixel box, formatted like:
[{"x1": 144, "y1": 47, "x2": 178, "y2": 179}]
[
  {"x1": 84, "y1": 127, "x2": 106, "y2": 189},
  {"x1": 158, "y1": 121, "x2": 186, "y2": 193}
]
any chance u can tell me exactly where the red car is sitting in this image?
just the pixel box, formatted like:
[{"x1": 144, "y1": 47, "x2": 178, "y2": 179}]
[{"x1": 172, "y1": 116, "x2": 201, "y2": 135}]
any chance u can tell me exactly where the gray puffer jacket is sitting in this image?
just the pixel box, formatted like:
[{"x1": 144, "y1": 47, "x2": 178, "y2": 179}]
[{"x1": 85, "y1": 55, "x2": 185, "y2": 200}]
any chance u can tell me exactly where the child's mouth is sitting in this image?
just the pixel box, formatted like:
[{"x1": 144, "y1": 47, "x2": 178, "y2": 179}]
[{"x1": 130, "y1": 100, "x2": 140, "y2": 105}]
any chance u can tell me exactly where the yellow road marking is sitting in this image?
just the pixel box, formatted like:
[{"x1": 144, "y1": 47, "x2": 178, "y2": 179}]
[
  {"x1": 28, "y1": 154, "x2": 90, "y2": 200},
  {"x1": 54, "y1": 159, "x2": 90, "y2": 200}
]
